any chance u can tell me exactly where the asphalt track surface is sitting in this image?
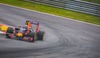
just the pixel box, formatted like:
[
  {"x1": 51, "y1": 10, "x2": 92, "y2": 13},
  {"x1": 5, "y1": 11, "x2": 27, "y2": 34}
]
[{"x1": 0, "y1": 4, "x2": 100, "y2": 58}]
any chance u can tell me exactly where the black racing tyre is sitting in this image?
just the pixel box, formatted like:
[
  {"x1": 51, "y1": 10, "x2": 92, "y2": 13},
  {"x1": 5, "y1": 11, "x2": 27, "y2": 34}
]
[
  {"x1": 6, "y1": 27, "x2": 14, "y2": 38},
  {"x1": 27, "y1": 32, "x2": 35, "y2": 42},
  {"x1": 37, "y1": 30, "x2": 45, "y2": 40}
]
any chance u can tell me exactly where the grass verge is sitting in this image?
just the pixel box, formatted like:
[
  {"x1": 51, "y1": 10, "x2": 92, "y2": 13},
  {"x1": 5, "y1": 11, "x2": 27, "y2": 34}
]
[
  {"x1": 83, "y1": 0, "x2": 100, "y2": 4},
  {"x1": 0, "y1": 0, "x2": 100, "y2": 25}
]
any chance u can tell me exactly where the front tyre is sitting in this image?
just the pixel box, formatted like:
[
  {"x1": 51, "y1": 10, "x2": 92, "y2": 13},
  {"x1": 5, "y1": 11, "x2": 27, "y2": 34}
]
[{"x1": 6, "y1": 27, "x2": 14, "y2": 38}]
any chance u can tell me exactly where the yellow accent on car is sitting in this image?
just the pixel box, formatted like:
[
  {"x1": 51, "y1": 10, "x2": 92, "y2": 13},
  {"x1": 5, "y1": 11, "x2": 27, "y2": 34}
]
[
  {"x1": 16, "y1": 32, "x2": 23, "y2": 36},
  {"x1": 0, "y1": 24, "x2": 8, "y2": 32}
]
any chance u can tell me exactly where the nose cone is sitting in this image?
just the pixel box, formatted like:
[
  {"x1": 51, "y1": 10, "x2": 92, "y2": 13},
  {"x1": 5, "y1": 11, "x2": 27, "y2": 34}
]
[{"x1": 0, "y1": 24, "x2": 8, "y2": 32}]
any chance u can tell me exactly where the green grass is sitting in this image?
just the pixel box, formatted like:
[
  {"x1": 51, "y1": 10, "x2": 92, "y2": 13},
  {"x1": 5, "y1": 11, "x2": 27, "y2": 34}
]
[
  {"x1": 83, "y1": 0, "x2": 100, "y2": 4},
  {"x1": 0, "y1": 0, "x2": 100, "y2": 25}
]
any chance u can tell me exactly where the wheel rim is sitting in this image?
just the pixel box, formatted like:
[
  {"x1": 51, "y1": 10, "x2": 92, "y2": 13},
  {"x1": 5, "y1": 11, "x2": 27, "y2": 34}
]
[
  {"x1": 8, "y1": 34, "x2": 14, "y2": 38},
  {"x1": 29, "y1": 38, "x2": 33, "y2": 42}
]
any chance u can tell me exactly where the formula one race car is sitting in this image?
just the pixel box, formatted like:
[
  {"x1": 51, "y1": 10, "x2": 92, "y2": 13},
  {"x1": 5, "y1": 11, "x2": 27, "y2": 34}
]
[{"x1": 6, "y1": 20, "x2": 45, "y2": 42}]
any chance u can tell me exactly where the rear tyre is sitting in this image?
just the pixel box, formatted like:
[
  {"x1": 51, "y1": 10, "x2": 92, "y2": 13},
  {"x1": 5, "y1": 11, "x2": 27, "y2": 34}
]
[
  {"x1": 6, "y1": 27, "x2": 14, "y2": 38},
  {"x1": 37, "y1": 30, "x2": 45, "y2": 40},
  {"x1": 27, "y1": 32, "x2": 35, "y2": 42}
]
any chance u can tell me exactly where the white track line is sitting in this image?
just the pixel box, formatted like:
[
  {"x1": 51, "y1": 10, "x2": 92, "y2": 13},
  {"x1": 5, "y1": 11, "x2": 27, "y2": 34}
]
[
  {"x1": 0, "y1": 31, "x2": 6, "y2": 34},
  {"x1": 0, "y1": 3, "x2": 100, "y2": 27}
]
